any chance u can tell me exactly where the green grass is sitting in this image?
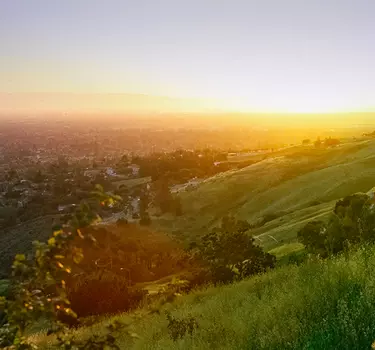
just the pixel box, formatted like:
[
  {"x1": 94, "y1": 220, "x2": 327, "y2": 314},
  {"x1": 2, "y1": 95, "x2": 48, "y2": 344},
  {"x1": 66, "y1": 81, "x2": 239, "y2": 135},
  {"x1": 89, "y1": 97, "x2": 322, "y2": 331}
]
[
  {"x1": 268, "y1": 242, "x2": 305, "y2": 258},
  {"x1": 27, "y1": 139, "x2": 375, "y2": 349},
  {"x1": 153, "y1": 139, "x2": 375, "y2": 250},
  {"x1": 36, "y1": 243, "x2": 375, "y2": 349}
]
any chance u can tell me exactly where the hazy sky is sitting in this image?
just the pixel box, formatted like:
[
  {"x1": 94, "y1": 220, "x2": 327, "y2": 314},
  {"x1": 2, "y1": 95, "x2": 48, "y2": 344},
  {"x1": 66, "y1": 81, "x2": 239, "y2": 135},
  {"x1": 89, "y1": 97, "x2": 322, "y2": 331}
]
[{"x1": 1, "y1": 0, "x2": 374, "y2": 113}]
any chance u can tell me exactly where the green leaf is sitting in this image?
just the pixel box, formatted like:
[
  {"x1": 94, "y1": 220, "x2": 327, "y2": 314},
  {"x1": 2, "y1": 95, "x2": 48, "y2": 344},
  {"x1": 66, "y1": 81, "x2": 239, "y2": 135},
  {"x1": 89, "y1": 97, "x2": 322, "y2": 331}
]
[
  {"x1": 53, "y1": 230, "x2": 63, "y2": 237},
  {"x1": 15, "y1": 254, "x2": 26, "y2": 261}
]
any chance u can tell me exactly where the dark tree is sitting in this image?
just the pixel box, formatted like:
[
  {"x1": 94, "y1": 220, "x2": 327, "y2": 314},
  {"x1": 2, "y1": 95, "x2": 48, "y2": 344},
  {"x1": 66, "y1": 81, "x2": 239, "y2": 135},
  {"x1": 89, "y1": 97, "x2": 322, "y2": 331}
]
[
  {"x1": 197, "y1": 216, "x2": 275, "y2": 283},
  {"x1": 154, "y1": 179, "x2": 174, "y2": 214},
  {"x1": 298, "y1": 193, "x2": 375, "y2": 257},
  {"x1": 314, "y1": 138, "x2": 322, "y2": 148},
  {"x1": 297, "y1": 220, "x2": 327, "y2": 256},
  {"x1": 302, "y1": 139, "x2": 311, "y2": 145}
]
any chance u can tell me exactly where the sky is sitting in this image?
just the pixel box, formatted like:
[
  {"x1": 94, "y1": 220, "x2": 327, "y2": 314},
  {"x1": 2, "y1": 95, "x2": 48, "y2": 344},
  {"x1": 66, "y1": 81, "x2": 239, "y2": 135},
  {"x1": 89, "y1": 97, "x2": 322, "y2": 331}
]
[{"x1": 1, "y1": 0, "x2": 375, "y2": 114}]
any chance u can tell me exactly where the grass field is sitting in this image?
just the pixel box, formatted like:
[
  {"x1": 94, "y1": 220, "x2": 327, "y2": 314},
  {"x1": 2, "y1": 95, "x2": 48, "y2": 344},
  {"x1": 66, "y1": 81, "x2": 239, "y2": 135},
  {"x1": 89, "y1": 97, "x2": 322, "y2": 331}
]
[
  {"x1": 36, "y1": 243, "x2": 375, "y2": 349},
  {"x1": 154, "y1": 139, "x2": 375, "y2": 252}
]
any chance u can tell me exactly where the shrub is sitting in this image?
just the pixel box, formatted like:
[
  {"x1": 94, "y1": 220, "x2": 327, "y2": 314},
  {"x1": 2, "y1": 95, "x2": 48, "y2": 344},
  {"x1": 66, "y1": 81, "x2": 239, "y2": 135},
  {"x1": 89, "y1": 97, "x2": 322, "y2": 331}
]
[
  {"x1": 165, "y1": 312, "x2": 198, "y2": 341},
  {"x1": 298, "y1": 220, "x2": 327, "y2": 256},
  {"x1": 298, "y1": 193, "x2": 375, "y2": 257},
  {"x1": 0, "y1": 188, "x2": 128, "y2": 349},
  {"x1": 67, "y1": 271, "x2": 147, "y2": 317},
  {"x1": 196, "y1": 216, "x2": 275, "y2": 284},
  {"x1": 0, "y1": 280, "x2": 10, "y2": 298}
]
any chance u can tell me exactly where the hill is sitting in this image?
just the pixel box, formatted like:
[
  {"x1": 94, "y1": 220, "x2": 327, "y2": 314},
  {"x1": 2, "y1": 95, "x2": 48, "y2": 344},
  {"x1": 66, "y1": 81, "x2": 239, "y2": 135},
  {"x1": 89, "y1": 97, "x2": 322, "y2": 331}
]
[
  {"x1": 35, "y1": 243, "x2": 375, "y2": 349},
  {"x1": 154, "y1": 139, "x2": 375, "y2": 251}
]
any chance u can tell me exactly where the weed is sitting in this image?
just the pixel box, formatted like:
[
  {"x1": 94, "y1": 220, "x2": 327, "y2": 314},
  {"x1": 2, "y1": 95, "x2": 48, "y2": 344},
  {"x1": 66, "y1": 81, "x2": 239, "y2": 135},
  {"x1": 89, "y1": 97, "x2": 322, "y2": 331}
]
[{"x1": 165, "y1": 311, "x2": 198, "y2": 341}]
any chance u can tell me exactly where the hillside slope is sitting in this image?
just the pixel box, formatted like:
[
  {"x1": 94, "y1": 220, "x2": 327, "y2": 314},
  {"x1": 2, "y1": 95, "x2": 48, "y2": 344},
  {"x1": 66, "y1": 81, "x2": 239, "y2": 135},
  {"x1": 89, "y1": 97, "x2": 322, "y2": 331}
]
[
  {"x1": 37, "y1": 243, "x2": 375, "y2": 349},
  {"x1": 155, "y1": 139, "x2": 375, "y2": 250}
]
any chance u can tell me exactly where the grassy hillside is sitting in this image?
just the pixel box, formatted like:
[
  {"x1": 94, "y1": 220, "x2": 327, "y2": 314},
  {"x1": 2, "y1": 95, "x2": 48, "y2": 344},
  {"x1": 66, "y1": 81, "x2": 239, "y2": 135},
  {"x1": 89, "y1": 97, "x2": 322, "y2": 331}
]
[
  {"x1": 36, "y1": 243, "x2": 375, "y2": 349},
  {"x1": 154, "y1": 139, "x2": 375, "y2": 251}
]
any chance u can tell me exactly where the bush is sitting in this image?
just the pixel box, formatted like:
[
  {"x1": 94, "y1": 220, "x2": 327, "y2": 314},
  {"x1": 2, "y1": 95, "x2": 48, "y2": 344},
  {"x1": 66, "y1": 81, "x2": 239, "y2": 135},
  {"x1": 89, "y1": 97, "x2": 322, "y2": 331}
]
[
  {"x1": 67, "y1": 271, "x2": 147, "y2": 317},
  {"x1": 0, "y1": 188, "x2": 128, "y2": 349},
  {"x1": 298, "y1": 220, "x2": 327, "y2": 256},
  {"x1": 298, "y1": 193, "x2": 375, "y2": 257},
  {"x1": 165, "y1": 312, "x2": 198, "y2": 341},
  {"x1": 197, "y1": 216, "x2": 275, "y2": 284},
  {"x1": 0, "y1": 280, "x2": 10, "y2": 298}
]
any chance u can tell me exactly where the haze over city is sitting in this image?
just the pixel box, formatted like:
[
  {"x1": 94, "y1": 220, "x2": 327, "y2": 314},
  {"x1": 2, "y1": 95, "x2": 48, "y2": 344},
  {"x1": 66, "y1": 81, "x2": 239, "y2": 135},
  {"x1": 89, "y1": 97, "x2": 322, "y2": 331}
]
[{"x1": 1, "y1": 0, "x2": 374, "y2": 120}]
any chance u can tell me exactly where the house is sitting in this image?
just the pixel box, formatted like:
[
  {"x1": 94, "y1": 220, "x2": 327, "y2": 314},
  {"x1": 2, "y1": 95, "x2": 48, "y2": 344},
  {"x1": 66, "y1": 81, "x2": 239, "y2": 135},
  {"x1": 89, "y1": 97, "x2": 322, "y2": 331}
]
[
  {"x1": 106, "y1": 167, "x2": 117, "y2": 177},
  {"x1": 128, "y1": 164, "x2": 140, "y2": 176},
  {"x1": 84, "y1": 169, "x2": 101, "y2": 178}
]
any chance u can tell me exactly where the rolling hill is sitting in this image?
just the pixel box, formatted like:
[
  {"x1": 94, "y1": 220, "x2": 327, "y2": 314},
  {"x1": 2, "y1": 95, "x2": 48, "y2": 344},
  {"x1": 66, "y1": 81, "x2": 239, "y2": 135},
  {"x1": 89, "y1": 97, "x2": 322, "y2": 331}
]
[
  {"x1": 16, "y1": 136, "x2": 375, "y2": 349},
  {"x1": 154, "y1": 138, "x2": 375, "y2": 251}
]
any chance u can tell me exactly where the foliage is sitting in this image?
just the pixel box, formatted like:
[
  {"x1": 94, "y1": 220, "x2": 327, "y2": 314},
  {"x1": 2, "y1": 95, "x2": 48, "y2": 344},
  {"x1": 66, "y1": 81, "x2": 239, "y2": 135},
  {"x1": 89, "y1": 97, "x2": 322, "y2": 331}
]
[
  {"x1": 324, "y1": 137, "x2": 340, "y2": 147},
  {"x1": 0, "y1": 189, "x2": 126, "y2": 349},
  {"x1": 152, "y1": 178, "x2": 183, "y2": 215},
  {"x1": 314, "y1": 137, "x2": 322, "y2": 148},
  {"x1": 0, "y1": 280, "x2": 10, "y2": 298},
  {"x1": 302, "y1": 139, "x2": 311, "y2": 145},
  {"x1": 137, "y1": 149, "x2": 228, "y2": 183},
  {"x1": 67, "y1": 271, "x2": 146, "y2": 317},
  {"x1": 297, "y1": 220, "x2": 327, "y2": 256},
  {"x1": 112, "y1": 244, "x2": 375, "y2": 349},
  {"x1": 298, "y1": 193, "x2": 375, "y2": 257},
  {"x1": 56, "y1": 320, "x2": 124, "y2": 350},
  {"x1": 165, "y1": 312, "x2": 198, "y2": 341},
  {"x1": 153, "y1": 179, "x2": 174, "y2": 214},
  {"x1": 195, "y1": 216, "x2": 275, "y2": 283},
  {"x1": 62, "y1": 223, "x2": 190, "y2": 317},
  {"x1": 138, "y1": 187, "x2": 151, "y2": 225}
]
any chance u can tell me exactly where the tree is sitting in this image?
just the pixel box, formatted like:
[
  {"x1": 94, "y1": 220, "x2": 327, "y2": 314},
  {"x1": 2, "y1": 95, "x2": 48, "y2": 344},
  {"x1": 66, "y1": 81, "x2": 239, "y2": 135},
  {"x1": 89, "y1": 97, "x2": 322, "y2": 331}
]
[
  {"x1": 139, "y1": 188, "x2": 151, "y2": 226},
  {"x1": 154, "y1": 179, "x2": 174, "y2": 214},
  {"x1": 197, "y1": 216, "x2": 275, "y2": 284},
  {"x1": 302, "y1": 139, "x2": 311, "y2": 146},
  {"x1": 324, "y1": 137, "x2": 340, "y2": 147},
  {"x1": 298, "y1": 193, "x2": 375, "y2": 257},
  {"x1": 314, "y1": 137, "x2": 322, "y2": 148},
  {"x1": 297, "y1": 220, "x2": 327, "y2": 256},
  {"x1": 120, "y1": 154, "x2": 129, "y2": 164},
  {"x1": 0, "y1": 189, "x2": 126, "y2": 349}
]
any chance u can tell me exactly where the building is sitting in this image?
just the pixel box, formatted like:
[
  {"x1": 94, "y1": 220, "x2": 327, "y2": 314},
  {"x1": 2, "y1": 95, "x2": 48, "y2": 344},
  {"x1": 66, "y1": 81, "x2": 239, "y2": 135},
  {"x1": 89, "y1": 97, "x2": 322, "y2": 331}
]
[{"x1": 128, "y1": 164, "x2": 140, "y2": 176}]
